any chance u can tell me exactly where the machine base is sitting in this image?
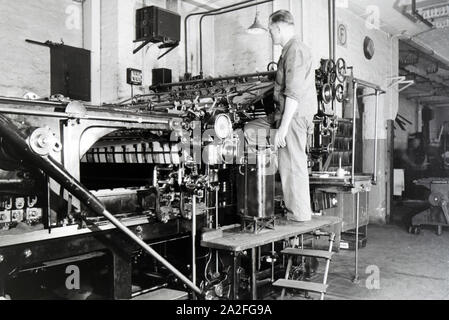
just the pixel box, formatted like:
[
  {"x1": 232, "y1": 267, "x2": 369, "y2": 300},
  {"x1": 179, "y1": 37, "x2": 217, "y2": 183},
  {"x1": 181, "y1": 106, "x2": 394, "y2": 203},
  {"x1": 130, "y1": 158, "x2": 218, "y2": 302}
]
[
  {"x1": 409, "y1": 207, "x2": 448, "y2": 236},
  {"x1": 240, "y1": 215, "x2": 276, "y2": 234}
]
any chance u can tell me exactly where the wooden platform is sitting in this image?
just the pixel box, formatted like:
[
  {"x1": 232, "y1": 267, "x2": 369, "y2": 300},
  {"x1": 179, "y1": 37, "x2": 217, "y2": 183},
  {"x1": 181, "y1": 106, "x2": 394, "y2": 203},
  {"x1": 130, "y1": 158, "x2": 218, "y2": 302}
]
[
  {"x1": 131, "y1": 288, "x2": 188, "y2": 300},
  {"x1": 273, "y1": 279, "x2": 328, "y2": 293},
  {"x1": 309, "y1": 174, "x2": 372, "y2": 192},
  {"x1": 201, "y1": 216, "x2": 342, "y2": 252},
  {"x1": 281, "y1": 248, "x2": 333, "y2": 260}
]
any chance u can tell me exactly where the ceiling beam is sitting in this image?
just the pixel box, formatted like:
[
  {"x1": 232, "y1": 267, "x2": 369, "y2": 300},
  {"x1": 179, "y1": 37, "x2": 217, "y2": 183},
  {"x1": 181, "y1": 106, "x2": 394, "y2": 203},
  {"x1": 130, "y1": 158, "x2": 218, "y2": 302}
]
[
  {"x1": 406, "y1": 92, "x2": 437, "y2": 98},
  {"x1": 429, "y1": 103, "x2": 449, "y2": 108},
  {"x1": 402, "y1": 65, "x2": 449, "y2": 91},
  {"x1": 400, "y1": 37, "x2": 449, "y2": 72},
  {"x1": 422, "y1": 101, "x2": 449, "y2": 107},
  {"x1": 428, "y1": 98, "x2": 449, "y2": 103},
  {"x1": 417, "y1": 95, "x2": 449, "y2": 102},
  {"x1": 182, "y1": 0, "x2": 221, "y2": 10}
]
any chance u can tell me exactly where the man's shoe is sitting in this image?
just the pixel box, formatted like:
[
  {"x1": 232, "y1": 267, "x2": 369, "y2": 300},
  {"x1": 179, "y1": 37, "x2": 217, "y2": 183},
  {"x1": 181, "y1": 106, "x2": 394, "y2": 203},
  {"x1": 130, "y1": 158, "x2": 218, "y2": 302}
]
[{"x1": 286, "y1": 213, "x2": 311, "y2": 223}]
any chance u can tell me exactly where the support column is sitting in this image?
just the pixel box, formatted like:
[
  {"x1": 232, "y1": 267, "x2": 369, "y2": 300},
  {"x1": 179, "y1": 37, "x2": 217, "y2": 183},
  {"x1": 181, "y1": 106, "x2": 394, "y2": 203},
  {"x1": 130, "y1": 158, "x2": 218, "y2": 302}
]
[
  {"x1": 112, "y1": 249, "x2": 133, "y2": 300},
  {"x1": 83, "y1": 0, "x2": 101, "y2": 105}
]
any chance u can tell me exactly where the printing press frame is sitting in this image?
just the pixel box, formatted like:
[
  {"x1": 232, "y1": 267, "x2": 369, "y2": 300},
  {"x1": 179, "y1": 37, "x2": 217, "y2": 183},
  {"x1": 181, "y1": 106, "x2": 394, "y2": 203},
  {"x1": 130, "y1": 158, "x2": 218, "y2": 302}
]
[
  {"x1": 0, "y1": 71, "x2": 276, "y2": 300},
  {"x1": 0, "y1": 97, "x2": 207, "y2": 299}
]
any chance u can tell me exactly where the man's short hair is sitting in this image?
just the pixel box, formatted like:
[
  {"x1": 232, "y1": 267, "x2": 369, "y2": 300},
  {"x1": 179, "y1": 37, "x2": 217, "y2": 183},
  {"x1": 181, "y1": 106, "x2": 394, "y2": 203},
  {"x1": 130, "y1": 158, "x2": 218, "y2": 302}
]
[{"x1": 269, "y1": 10, "x2": 295, "y2": 26}]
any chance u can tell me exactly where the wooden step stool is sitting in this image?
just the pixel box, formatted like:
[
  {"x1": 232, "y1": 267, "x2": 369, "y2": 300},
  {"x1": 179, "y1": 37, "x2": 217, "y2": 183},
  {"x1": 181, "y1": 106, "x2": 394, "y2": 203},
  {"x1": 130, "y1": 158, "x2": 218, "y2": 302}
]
[{"x1": 273, "y1": 231, "x2": 336, "y2": 300}]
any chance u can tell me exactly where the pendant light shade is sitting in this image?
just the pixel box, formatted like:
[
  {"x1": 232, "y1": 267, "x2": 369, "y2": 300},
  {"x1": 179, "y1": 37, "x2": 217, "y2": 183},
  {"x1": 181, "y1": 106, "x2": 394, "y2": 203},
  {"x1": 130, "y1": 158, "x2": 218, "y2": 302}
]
[{"x1": 247, "y1": 10, "x2": 267, "y2": 34}]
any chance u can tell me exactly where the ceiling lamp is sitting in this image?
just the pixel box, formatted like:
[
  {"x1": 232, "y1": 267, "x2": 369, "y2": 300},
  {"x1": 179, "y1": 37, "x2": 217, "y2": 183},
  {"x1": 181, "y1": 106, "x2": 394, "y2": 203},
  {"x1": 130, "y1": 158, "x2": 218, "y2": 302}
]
[{"x1": 247, "y1": 8, "x2": 267, "y2": 35}]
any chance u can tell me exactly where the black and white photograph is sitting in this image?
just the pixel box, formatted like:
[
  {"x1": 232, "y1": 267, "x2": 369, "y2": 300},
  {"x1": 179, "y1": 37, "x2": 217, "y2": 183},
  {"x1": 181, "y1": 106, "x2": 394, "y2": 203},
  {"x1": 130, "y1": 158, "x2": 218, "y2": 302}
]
[{"x1": 0, "y1": 0, "x2": 448, "y2": 304}]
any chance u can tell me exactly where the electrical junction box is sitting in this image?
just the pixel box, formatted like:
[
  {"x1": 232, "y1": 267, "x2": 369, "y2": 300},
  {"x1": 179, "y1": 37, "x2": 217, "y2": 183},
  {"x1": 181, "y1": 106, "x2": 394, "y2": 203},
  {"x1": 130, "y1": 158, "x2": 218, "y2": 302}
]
[
  {"x1": 135, "y1": 6, "x2": 181, "y2": 44},
  {"x1": 127, "y1": 68, "x2": 143, "y2": 86}
]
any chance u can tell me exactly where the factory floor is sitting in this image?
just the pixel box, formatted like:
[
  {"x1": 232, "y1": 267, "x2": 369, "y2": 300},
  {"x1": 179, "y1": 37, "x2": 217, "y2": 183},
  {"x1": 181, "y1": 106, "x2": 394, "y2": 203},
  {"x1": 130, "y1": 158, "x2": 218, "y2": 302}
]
[{"x1": 265, "y1": 204, "x2": 449, "y2": 300}]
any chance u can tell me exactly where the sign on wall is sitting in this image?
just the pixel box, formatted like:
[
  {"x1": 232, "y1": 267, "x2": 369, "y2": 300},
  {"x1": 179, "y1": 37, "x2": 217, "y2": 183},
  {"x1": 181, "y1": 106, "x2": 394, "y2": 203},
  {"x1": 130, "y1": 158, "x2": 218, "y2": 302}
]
[{"x1": 337, "y1": 22, "x2": 348, "y2": 48}]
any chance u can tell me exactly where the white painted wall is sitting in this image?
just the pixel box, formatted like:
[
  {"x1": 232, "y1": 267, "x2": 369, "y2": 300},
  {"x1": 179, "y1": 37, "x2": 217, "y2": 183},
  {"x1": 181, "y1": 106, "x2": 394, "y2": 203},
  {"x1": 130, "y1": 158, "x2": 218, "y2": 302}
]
[
  {"x1": 99, "y1": 0, "x2": 215, "y2": 103},
  {"x1": 214, "y1": 0, "x2": 302, "y2": 77},
  {"x1": 0, "y1": 0, "x2": 83, "y2": 98},
  {"x1": 395, "y1": 96, "x2": 421, "y2": 151},
  {"x1": 335, "y1": 6, "x2": 399, "y2": 139},
  {"x1": 214, "y1": 3, "x2": 273, "y2": 76},
  {"x1": 0, "y1": 0, "x2": 215, "y2": 104}
]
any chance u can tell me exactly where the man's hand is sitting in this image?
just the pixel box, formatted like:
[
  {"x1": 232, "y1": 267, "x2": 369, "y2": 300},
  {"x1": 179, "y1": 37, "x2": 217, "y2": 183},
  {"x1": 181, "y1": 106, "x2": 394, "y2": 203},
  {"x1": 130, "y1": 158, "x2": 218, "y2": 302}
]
[
  {"x1": 275, "y1": 97, "x2": 298, "y2": 149},
  {"x1": 275, "y1": 125, "x2": 289, "y2": 149}
]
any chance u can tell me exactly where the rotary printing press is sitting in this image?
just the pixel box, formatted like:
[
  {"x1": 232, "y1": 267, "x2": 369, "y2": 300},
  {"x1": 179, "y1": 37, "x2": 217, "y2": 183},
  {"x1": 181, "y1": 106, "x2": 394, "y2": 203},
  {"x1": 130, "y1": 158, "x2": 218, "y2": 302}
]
[
  {"x1": 0, "y1": 54, "x2": 380, "y2": 299},
  {"x1": 0, "y1": 70, "x2": 277, "y2": 300}
]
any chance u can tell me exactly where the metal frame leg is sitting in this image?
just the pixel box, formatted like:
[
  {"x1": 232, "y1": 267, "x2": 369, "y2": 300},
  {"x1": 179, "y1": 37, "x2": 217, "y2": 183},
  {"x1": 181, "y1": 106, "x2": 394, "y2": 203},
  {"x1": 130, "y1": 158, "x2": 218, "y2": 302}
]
[
  {"x1": 0, "y1": 278, "x2": 5, "y2": 297},
  {"x1": 232, "y1": 252, "x2": 239, "y2": 300},
  {"x1": 215, "y1": 189, "x2": 220, "y2": 274},
  {"x1": 112, "y1": 250, "x2": 132, "y2": 300},
  {"x1": 192, "y1": 195, "x2": 197, "y2": 300},
  {"x1": 251, "y1": 248, "x2": 257, "y2": 300},
  {"x1": 321, "y1": 233, "x2": 336, "y2": 300},
  {"x1": 280, "y1": 256, "x2": 293, "y2": 300},
  {"x1": 352, "y1": 192, "x2": 360, "y2": 283},
  {"x1": 271, "y1": 242, "x2": 275, "y2": 282}
]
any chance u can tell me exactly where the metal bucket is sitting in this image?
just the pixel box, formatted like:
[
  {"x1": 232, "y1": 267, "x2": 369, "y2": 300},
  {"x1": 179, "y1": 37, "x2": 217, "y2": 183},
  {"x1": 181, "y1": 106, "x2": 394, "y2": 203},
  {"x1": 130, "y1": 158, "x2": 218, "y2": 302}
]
[{"x1": 237, "y1": 149, "x2": 277, "y2": 219}]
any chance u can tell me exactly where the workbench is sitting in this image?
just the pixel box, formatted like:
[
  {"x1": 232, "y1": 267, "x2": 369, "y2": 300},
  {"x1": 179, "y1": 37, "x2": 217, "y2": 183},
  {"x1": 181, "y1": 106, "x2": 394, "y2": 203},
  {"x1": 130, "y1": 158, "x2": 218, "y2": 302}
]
[
  {"x1": 309, "y1": 173, "x2": 372, "y2": 283},
  {"x1": 201, "y1": 215, "x2": 342, "y2": 300}
]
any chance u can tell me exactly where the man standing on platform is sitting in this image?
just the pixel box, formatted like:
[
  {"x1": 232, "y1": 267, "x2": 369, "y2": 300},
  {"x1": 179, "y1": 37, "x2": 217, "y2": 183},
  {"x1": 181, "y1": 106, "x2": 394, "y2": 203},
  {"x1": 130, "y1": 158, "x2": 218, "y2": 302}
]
[{"x1": 244, "y1": 10, "x2": 317, "y2": 222}]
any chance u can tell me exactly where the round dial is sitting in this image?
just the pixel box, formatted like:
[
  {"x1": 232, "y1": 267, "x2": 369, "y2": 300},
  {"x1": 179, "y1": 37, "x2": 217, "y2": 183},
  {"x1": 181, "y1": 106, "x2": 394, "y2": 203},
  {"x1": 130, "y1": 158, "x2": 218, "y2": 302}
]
[{"x1": 214, "y1": 114, "x2": 232, "y2": 139}]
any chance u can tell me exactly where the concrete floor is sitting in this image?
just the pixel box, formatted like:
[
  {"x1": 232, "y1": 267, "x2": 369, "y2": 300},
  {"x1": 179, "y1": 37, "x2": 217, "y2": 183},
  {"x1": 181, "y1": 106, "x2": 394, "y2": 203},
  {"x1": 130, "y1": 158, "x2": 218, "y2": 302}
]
[
  {"x1": 270, "y1": 222, "x2": 449, "y2": 300},
  {"x1": 327, "y1": 223, "x2": 449, "y2": 300}
]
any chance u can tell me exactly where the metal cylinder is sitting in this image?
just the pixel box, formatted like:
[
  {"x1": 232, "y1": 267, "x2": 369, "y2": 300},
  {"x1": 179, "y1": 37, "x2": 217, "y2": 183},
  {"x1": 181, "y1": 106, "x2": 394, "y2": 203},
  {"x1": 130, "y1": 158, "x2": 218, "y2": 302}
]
[
  {"x1": 373, "y1": 90, "x2": 379, "y2": 185},
  {"x1": 238, "y1": 149, "x2": 276, "y2": 218},
  {"x1": 351, "y1": 82, "x2": 358, "y2": 186}
]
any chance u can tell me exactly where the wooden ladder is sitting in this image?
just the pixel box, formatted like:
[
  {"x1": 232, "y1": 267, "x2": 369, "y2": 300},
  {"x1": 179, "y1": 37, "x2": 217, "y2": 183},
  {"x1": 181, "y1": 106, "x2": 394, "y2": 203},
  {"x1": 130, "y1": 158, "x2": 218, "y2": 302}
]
[{"x1": 273, "y1": 231, "x2": 336, "y2": 300}]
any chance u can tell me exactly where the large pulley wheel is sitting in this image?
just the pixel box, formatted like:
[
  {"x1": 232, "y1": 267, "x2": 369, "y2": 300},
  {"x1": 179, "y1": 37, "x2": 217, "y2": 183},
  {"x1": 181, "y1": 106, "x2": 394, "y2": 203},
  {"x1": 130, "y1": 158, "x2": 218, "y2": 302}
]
[
  {"x1": 27, "y1": 127, "x2": 62, "y2": 156},
  {"x1": 328, "y1": 72, "x2": 337, "y2": 85},
  {"x1": 334, "y1": 84, "x2": 345, "y2": 103},
  {"x1": 323, "y1": 59, "x2": 335, "y2": 74},
  {"x1": 324, "y1": 59, "x2": 337, "y2": 85},
  {"x1": 321, "y1": 83, "x2": 333, "y2": 104},
  {"x1": 336, "y1": 58, "x2": 347, "y2": 82},
  {"x1": 267, "y1": 62, "x2": 278, "y2": 72}
]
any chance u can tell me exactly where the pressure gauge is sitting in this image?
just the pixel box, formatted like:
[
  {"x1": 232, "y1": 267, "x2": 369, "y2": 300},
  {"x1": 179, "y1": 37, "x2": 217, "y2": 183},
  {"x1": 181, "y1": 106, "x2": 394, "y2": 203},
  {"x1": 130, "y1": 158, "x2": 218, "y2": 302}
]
[{"x1": 214, "y1": 114, "x2": 232, "y2": 139}]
